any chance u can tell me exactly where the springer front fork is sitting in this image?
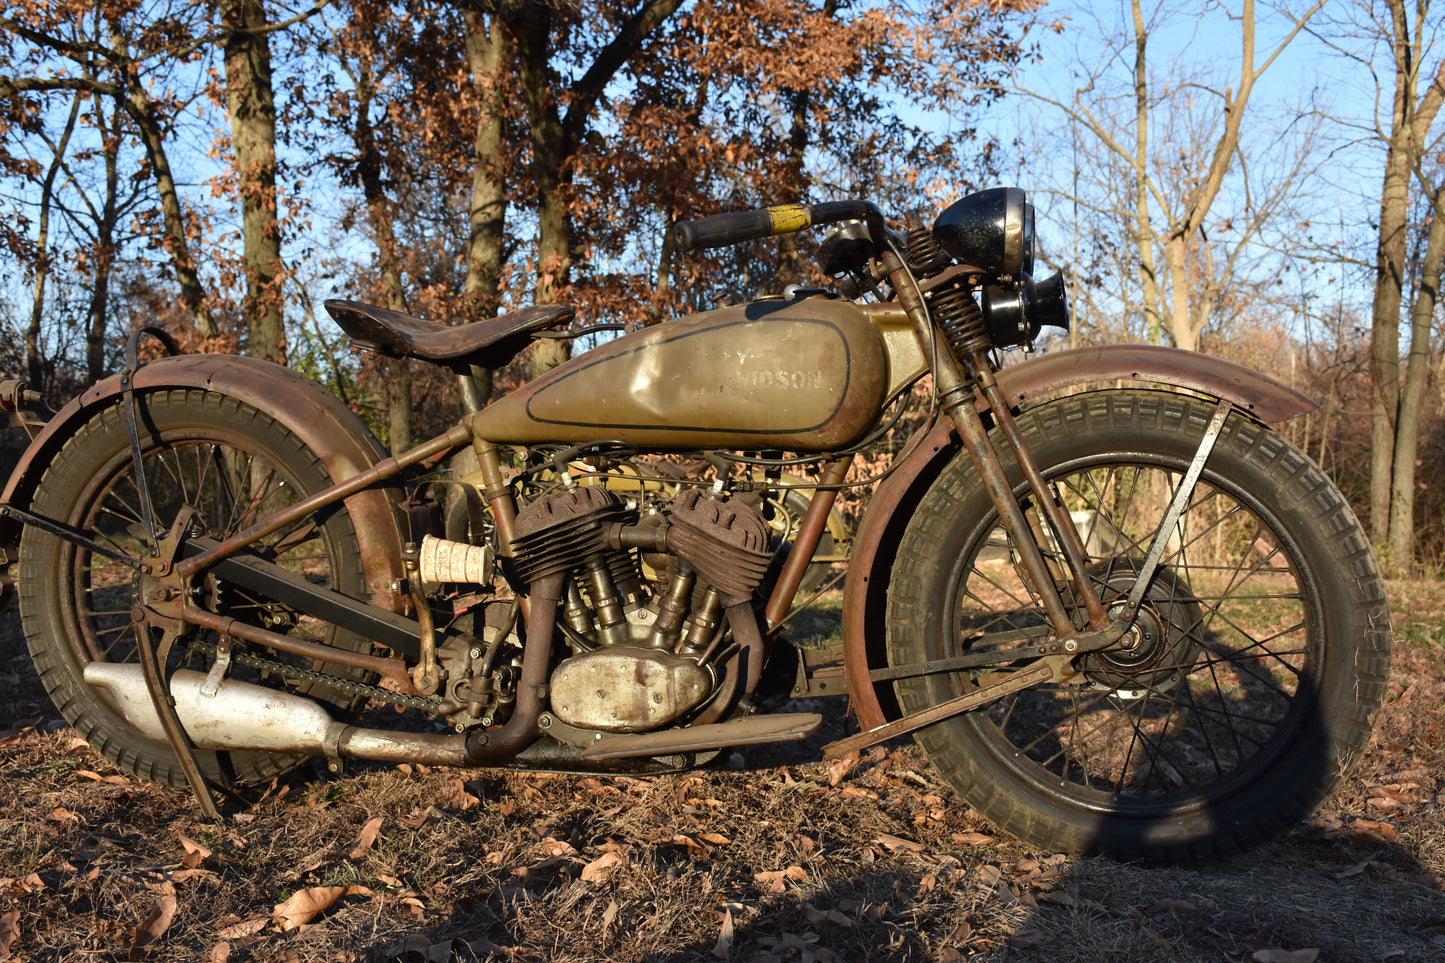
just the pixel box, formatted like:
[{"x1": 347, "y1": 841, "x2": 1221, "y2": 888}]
[{"x1": 882, "y1": 249, "x2": 1230, "y2": 643}]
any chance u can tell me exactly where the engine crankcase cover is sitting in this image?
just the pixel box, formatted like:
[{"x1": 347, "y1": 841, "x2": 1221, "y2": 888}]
[{"x1": 550, "y1": 646, "x2": 712, "y2": 733}]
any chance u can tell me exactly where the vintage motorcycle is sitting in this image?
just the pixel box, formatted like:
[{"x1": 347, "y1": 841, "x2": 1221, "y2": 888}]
[{"x1": 0, "y1": 189, "x2": 1390, "y2": 864}]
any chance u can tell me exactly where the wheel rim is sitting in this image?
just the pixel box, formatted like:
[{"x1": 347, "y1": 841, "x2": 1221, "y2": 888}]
[{"x1": 942, "y1": 453, "x2": 1320, "y2": 816}]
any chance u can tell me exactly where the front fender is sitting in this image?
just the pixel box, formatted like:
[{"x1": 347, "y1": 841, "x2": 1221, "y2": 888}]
[
  {"x1": 0, "y1": 354, "x2": 408, "y2": 615},
  {"x1": 842, "y1": 344, "x2": 1316, "y2": 729}
]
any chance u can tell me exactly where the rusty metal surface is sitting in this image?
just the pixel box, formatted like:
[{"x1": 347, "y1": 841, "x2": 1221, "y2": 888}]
[
  {"x1": 324, "y1": 299, "x2": 574, "y2": 367},
  {"x1": 179, "y1": 599, "x2": 419, "y2": 695},
  {"x1": 579, "y1": 711, "x2": 822, "y2": 761},
  {"x1": 0, "y1": 353, "x2": 409, "y2": 616},
  {"x1": 840, "y1": 345, "x2": 1317, "y2": 730},
  {"x1": 471, "y1": 297, "x2": 889, "y2": 450},
  {"x1": 996, "y1": 344, "x2": 1316, "y2": 422}
]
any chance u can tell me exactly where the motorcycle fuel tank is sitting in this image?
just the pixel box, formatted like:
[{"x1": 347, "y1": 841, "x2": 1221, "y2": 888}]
[{"x1": 471, "y1": 296, "x2": 889, "y2": 450}]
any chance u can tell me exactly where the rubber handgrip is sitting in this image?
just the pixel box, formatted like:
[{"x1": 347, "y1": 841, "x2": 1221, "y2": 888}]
[{"x1": 672, "y1": 210, "x2": 777, "y2": 253}]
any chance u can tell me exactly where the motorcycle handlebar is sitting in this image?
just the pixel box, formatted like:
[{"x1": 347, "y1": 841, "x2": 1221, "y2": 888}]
[{"x1": 672, "y1": 200, "x2": 887, "y2": 254}]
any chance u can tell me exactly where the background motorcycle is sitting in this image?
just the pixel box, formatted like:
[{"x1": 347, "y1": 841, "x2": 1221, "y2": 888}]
[{"x1": 0, "y1": 189, "x2": 1390, "y2": 864}]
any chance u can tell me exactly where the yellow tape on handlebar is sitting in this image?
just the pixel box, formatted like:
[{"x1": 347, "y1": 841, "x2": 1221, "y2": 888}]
[{"x1": 766, "y1": 204, "x2": 812, "y2": 234}]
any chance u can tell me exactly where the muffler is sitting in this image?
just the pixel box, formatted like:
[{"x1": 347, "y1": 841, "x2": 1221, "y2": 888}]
[{"x1": 82, "y1": 663, "x2": 471, "y2": 765}]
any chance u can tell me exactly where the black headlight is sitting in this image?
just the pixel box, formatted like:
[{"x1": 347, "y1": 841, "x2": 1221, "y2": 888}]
[{"x1": 931, "y1": 187, "x2": 1030, "y2": 274}]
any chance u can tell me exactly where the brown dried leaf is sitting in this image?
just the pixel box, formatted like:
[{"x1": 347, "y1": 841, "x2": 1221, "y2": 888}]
[
  {"x1": 2, "y1": 874, "x2": 43, "y2": 898},
  {"x1": 444, "y1": 778, "x2": 480, "y2": 811},
  {"x1": 215, "y1": 917, "x2": 270, "y2": 940},
  {"x1": 581, "y1": 850, "x2": 625, "y2": 883},
  {"x1": 347, "y1": 816, "x2": 383, "y2": 861},
  {"x1": 1342, "y1": 818, "x2": 1398, "y2": 845},
  {"x1": 0, "y1": 910, "x2": 20, "y2": 962},
  {"x1": 128, "y1": 894, "x2": 176, "y2": 959},
  {"x1": 272, "y1": 884, "x2": 372, "y2": 931},
  {"x1": 711, "y1": 907, "x2": 734, "y2": 958},
  {"x1": 803, "y1": 903, "x2": 852, "y2": 927},
  {"x1": 210, "y1": 942, "x2": 230, "y2": 963},
  {"x1": 697, "y1": 832, "x2": 731, "y2": 846},
  {"x1": 874, "y1": 833, "x2": 925, "y2": 853},
  {"x1": 754, "y1": 866, "x2": 808, "y2": 894},
  {"x1": 951, "y1": 832, "x2": 994, "y2": 847},
  {"x1": 826, "y1": 750, "x2": 860, "y2": 787},
  {"x1": 601, "y1": 900, "x2": 619, "y2": 932},
  {"x1": 179, "y1": 836, "x2": 213, "y2": 860}
]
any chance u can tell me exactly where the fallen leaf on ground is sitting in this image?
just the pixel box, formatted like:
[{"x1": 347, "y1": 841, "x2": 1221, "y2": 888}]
[
  {"x1": 711, "y1": 907, "x2": 734, "y2": 958},
  {"x1": 128, "y1": 894, "x2": 176, "y2": 959},
  {"x1": 803, "y1": 903, "x2": 852, "y2": 927},
  {"x1": 826, "y1": 751, "x2": 860, "y2": 787},
  {"x1": 581, "y1": 850, "x2": 624, "y2": 883},
  {"x1": 179, "y1": 836, "x2": 213, "y2": 859},
  {"x1": 1, "y1": 910, "x2": 20, "y2": 961},
  {"x1": 215, "y1": 917, "x2": 269, "y2": 940},
  {"x1": 347, "y1": 816, "x2": 383, "y2": 860},
  {"x1": 874, "y1": 833, "x2": 925, "y2": 853},
  {"x1": 273, "y1": 885, "x2": 373, "y2": 931},
  {"x1": 2, "y1": 875, "x2": 46, "y2": 897},
  {"x1": 951, "y1": 832, "x2": 994, "y2": 847},
  {"x1": 754, "y1": 866, "x2": 808, "y2": 893}
]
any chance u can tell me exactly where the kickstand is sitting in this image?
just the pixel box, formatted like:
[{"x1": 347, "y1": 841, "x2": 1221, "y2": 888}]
[{"x1": 133, "y1": 616, "x2": 222, "y2": 820}]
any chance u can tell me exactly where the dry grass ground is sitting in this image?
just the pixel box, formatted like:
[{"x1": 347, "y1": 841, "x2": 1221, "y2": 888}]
[{"x1": 1, "y1": 585, "x2": 1442, "y2": 962}]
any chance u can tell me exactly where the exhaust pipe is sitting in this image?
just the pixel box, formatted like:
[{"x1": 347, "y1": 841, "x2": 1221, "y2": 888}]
[
  {"x1": 83, "y1": 663, "x2": 471, "y2": 766},
  {"x1": 82, "y1": 576, "x2": 564, "y2": 769}
]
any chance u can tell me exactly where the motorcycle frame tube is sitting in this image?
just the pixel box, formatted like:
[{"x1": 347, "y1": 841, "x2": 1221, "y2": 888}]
[
  {"x1": 175, "y1": 425, "x2": 472, "y2": 581},
  {"x1": 841, "y1": 358, "x2": 1317, "y2": 730},
  {"x1": 763, "y1": 456, "x2": 854, "y2": 629}
]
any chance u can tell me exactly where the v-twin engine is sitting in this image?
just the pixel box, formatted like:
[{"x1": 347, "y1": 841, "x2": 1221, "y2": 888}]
[{"x1": 511, "y1": 485, "x2": 772, "y2": 733}]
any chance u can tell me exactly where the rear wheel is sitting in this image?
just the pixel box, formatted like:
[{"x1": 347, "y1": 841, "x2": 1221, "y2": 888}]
[
  {"x1": 885, "y1": 390, "x2": 1389, "y2": 863},
  {"x1": 18, "y1": 389, "x2": 372, "y2": 787}
]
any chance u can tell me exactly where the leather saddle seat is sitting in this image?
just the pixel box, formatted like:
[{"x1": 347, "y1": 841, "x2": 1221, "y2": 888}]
[{"x1": 323, "y1": 299, "x2": 575, "y2": 370}]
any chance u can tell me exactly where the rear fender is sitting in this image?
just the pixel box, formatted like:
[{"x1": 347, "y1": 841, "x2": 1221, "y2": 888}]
[
  {"x1": 0, "y1": 354, "x2": 408, "y2": 615},
  {"x1": 842, "y1": 344, "x2": 1316, "y2": 728}
]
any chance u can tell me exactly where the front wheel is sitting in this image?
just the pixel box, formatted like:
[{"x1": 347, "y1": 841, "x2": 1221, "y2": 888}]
[{"x1": 885, "y1": 390, "x2": 1389, "y2": 863}]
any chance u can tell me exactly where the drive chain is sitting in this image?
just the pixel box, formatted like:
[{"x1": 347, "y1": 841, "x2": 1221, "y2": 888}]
[{"x1": 188, "y1": 641, "x2": 442, "y2": 711}]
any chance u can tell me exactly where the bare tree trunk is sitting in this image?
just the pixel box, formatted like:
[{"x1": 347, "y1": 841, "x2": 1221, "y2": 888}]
[
  {"x1": 222, "y1": 0, "x2": 285, "y2": 363},
  {"x1": 352, "y1": 62, "x2": 413, "y2": 451},
  {"x1": 501, "y1": 0, "x2": 684, "y2": 378},
  {"x1": 463, "y1": 6, "x2": 509, "y2": 404},
  {"x1": 1387, "y1": 181, "x2": 1445, "y2": 571},
  {"x1": 26, "y1": 91, "x2": 81, "y2": 389},
  {"x1": 1369, "y1": 0, "x2": 1445, "y2": 560},
  {"x1": 86, "y1": 92, "x2": 121, "y2": 385},
  {"x1": 103, "y1": 23, "x2": 218, "y2": 338},
  {"x1": 1130, "y1": 0, "x2": 1164, "y2": 345}
]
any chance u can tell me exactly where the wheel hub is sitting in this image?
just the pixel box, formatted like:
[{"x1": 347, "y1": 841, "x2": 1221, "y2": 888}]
[{"x1": 1067, "y1": 559, "x2": 1204, "y2": 699}]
